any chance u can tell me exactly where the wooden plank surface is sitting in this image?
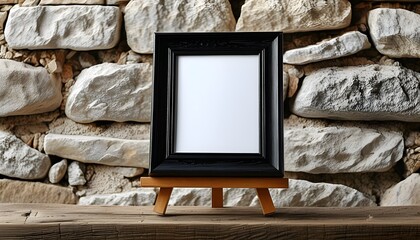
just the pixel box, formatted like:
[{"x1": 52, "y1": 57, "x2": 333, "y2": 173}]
[
  {"x1": 140, "y1": 177, "x2": 289, "y2": 188},
  {"x1": 0, "y1": 204, "x2": 419, "y2": 239}
]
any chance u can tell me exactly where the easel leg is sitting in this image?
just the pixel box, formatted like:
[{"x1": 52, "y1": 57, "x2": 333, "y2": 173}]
[
  {"x1": 212, "y1": 188, "x2": 223, "y2": 208},
  {"x1": 256, "y1": 188, "x2": 276, "y2": 216},
  {"x1": 154, "y1": 187, "x2": 173, "y2": 215}
]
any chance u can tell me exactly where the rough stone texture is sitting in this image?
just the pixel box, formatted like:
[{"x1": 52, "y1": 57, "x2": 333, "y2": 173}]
[
  {"x1": 48, "y1": 117, "x2": 150, "y2": 140},
  {"x1": 65, "y1": 63, "x2": 152, "y2": 123},
  {"x1": 124, "y1": 0, "x2": 236, "y2": 54},
  {"x1": 106, "y1": 0, "x2": 129, "y2": 5},
  {"x1": 285, "y1": 66, "x2": 303, "y2": 98},
  {"x1": 78, "y1": 189, "x2": 156, "y2": 206},
  {"x1": 40, "y1": 0, "x2": 105, "y2": 4},
  {"x1": 285, "y1": 169, "x2": 401, "y2": 202},
  {"x1": 44, "y1": 134, "x2": 149, "y2": 168},
  {"x1": 48, "y1": 159, "x2": 67, "y2": 184},
  {"x1": 5, "y1": 6, "x2": 121, "y2": 50},
  {"x1": 291, "y1": 65, "x2": 420, "y2": 122},
  {"x1": 282, "y1": 71, "x2": 288, "y2": 101},
  {"x1": 169, "y1": 188, "x2": 257, "y2": 207},
  {"x1": 236, "y1": 0, "x2": 351, "y2": 33},
  {"x1": 168, "y1": 180, "x2": 376, "y2": 207},
  {"x1": 284, "y1": 113, "x2": 407, "y2": 137},
  {"x1": 0, "y1": 59, "x2": 62, "y2": 117},
  {"x1": 126, "y1": 51, "x2": 153, "y2": 65},
  {"x1": 404, "y1": 152, "x2": 420, "y2": 176},
  {"x1": 12, "y1": 123, "x2": 48, "y2": 136},
  {"x1": 283, "y1": 31, "x2": 371, "y2": 65},
  {"x1": 403, "y1": 132, "x2": 420, "y2": 177},
  {"x1": 251, "y1": 180, "x2": 377, "y2": 207},
  {"x1": 118, "y1": 167, "x2": 144, "y2": 178},
  {"x1": 106, "y1": 0, "x2": 128, "y2": 5},
  {"x1": 0, "y1": 12, "x2": 6, "y2": 31},
  {"x1": 0, "y1": 0, "x2": 17, "y2": 4},
  {"x1": 381, "y1": 174, "x2": 420, "y2": 206},
  {"x1": 11, "y1": 123, "x2": 48, "y2": 152},
  {"x1": 78, "y1": 165, "x2": 138, "y2": 196},
  {"x1": 68, "y1": 161, "x2": 86, "y2": 186},
  {"x1": 300, "y1": 56, "x2": 375, "y2": 76},
  {"x1": 285, "y1": 126, "x2": 403, "y2": 173},
  {"x1": 78, "y1": 52, "x2": 97, "y2": 69},
  {"x1": 223, "y1": 188, "x2": 258, "y2": 206},
  {"x1": 0, "y1": 111, "x2": 60, "y2": 130},
  {"x1": 368, "y1": 8, "x2": 420, "y2": 58},
  {"x1": 0, "y1": 131, "x2": 51, "y2": 180},
  {"x1": 22, "y1": 0, "x2": 39, "y2": 6},
  {"x1": 0, "y1": 179, "x2": 76, "y2": 204},
  {"x1": 169, "y1": 188, "x2": 211, "y2": 206}
]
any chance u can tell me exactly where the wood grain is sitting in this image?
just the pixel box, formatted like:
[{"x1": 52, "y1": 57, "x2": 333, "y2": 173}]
[
  {"x1": 256, "y1": 188, "x2": 276, "y2": 216},
  {"x1": 212, "y1": 188, "x2": 224, "y2": 208},
  {"x1": 154, "y1": 187, "x2": 172, "y2": 215},
  {"x1": 140, "y1": 177, "x2": 289, "y2": 188},
  {"x1": 0, "y1": 204, "x2": 419, "y2": 239}
]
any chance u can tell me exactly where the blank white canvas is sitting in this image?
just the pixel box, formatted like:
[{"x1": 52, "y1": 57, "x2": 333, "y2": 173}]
[{"x1": 175, "y1": 55, "x2": 260, "y2": 153}]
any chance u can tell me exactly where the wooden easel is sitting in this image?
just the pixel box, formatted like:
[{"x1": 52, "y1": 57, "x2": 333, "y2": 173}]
[{"x1": 141, "y1": 177, "x2": 288, "y2": 216}]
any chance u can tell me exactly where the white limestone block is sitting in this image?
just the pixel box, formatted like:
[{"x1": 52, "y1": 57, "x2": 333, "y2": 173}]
[
  {"x1": 236, "y1": 0, "x2": 351, "y2": 33},
  {"x1": 369, "y1": 8, "x2": 420, "y2": 58},
  {"x1": 124, "y1": 0, "x2": 236, "y2": 53},
  {"x1": 65, "y1": 63, "x2": 152, "y2": 123},
  {"x1": 284, "y1": 127, "x2": 403, "y2": 173},
  {"x1": 0, "y1": 59, "x2": 62, "y2": 116},
  {"x1": 44, "y1": 134, "x2": 149, "y2": 168},
  {"x1": 291, "y1": 65, "x2": 420, "y2": 121},
  {"x1": 283, "y1": 31, "x2": 371, "y2": 65},
  {"x1": 5, "y1": 5, "x2": 121, "y2": 50},
  {"x1": 0, "y1": 131, "x2": 51, "y2": 180},
  {"x1": 48, "y1": 159, "x2": 67, "y2": 184},
  {"x1": 78, "y1": 189, "x2": 156, "y2": 206},
  {"x1": 68, "y1": 161, "x2": 86, "y2": 186},
  {"x1": 381, "y1": 174, "x2": 420, "y2": 206}
]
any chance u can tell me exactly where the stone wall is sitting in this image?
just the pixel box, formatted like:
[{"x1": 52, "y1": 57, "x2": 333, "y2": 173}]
[{"x1": 0, "y1": 0, "x2": 419, "y2": 207}]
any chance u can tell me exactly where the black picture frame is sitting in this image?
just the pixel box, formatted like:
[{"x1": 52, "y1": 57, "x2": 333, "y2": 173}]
[{"x1": 150, "y1": 32, "x2": 283, "y2": 177}]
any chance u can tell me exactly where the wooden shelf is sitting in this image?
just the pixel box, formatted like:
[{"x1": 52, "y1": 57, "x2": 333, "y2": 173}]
[{"x1": 0, "y1": 204, "x2": 419, "y2": 239}]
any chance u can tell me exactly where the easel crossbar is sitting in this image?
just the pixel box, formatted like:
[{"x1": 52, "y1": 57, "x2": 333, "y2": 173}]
[{"x1": 140, "y1": 177, "x2": 288, "y2": 188}]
